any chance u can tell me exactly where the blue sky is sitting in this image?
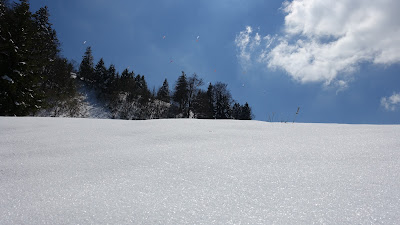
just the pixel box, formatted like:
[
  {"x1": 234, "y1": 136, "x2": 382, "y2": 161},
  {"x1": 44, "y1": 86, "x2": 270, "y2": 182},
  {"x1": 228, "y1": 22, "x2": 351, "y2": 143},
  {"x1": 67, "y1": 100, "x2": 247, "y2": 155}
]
[{"x1": 29, "y1": 0, "x2": 400, "y2": 124}]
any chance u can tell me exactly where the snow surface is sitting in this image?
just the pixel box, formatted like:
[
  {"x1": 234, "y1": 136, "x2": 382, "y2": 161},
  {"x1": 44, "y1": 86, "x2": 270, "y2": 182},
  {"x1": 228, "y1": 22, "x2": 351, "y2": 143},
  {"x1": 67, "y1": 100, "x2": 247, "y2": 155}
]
[{"x1": 1, "y1": 117, "x2": 400, "y2": 224}]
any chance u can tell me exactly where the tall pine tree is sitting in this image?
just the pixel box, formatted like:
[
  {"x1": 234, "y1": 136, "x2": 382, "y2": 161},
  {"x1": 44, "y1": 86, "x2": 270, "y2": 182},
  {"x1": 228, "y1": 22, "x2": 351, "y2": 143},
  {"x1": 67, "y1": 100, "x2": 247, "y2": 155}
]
[
  {"x1": 213, "y1": 82, "x2": 232, "y2": 119},
  {"x1": 0, "y1": 0, "x2": 60, "y2": 115},
  {"x1": 157, "y1": 78, "x2": 170, "y2": 103},
  {"x1": 206, "y1": 83, "x2": 215, "y2": 118},
  {"x1": 79, "y1": 46, "x2": 94, "y2": 86},
  {"x1": 172, "y1": 71, "x2": 188, "y2": 114},
  {"x1": 94, "y1": 58, "x2": 107, "y2": 89},
  {"x1": 187, "y1": 73, "x2": 203, "y2": 117}
]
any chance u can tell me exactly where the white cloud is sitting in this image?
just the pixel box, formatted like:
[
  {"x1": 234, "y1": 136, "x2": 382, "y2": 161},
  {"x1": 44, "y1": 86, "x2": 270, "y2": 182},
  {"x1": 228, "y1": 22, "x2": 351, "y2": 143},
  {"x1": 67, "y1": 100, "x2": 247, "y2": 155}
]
[
  {"x1": 234, "y1": 26, "x2": 253, "y2": 69},
  {"x1": 250, "y1": 33, "x2": 261, "y2": 50},
  {"x1": 235, "y1": 27, "x2": 274, "y2": 70},
  {"x1": 381, "y1": 92, "x2": 400, "y2": 111},
  {"x1": 236, "y1": 0, "x2": 400, "y2": 85}
]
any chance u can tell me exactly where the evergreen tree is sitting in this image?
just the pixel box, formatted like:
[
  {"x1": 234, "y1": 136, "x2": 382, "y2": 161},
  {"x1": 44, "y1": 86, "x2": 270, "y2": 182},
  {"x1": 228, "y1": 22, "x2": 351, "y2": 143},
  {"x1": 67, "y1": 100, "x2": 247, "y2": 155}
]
[
  {"x1": 106, "y1": 64, "x2": 117, "y2": 83},
  {"x1": 206, "y1": 83, "x2": 215, "y2": 118},
  {"x1": 43, "y1": 57, "x2": 78, "y2": 115},
  {"x1": 157, "y1": 78, "x2": 170, "y2": 103},
  {"x1": 10, "y1": 0, "x2": 38, "y2": 115},
  {"x1": 138, "y1": 75, "x2": 151, "y2": 105},
  {"x1": 32, "y1": 6, "x2": 67, "y2": 109},
  {"x1": 104, "y1": 64, "x2": 117, "y2": 99},
  {"x1": 192, "y1": 89, "x2": 211, "y2": 119},
  {"x1": 151, "y1": 86, "x2": 156, "y2": 100},
  {"x1": 232, "y1": 102, "x2": 241, "y2": 119},
  {"x1": 1, "y1": 0, "x2": 49, "y2": 115},
  {"x1": 94, "y1": 58, "x2": 107, "y2": 89},
  {"x1": 0, "y1": 0, "x2": 15, "y2": 115},
  {"x1": 213, "y1": 82, "x2": 232, "y2": 119},
  {"x1": 187, "y1": 73, "x2": 203, "y2": 117},
  {"x1": 172, "y1": 71, "x2": 188, "y2": 114},
  {"x1": 79, "y1": 46, "x2": 94, "y2": 85},
  {"x1": 240, "y1": 102, "x2": 252, "y2": 120},
  {"x1": 32, "y1": 6, "x2": 59, "y2": 65},
  {"x1": 120, "y1": 68, "x2": 135, "y2": 95}
]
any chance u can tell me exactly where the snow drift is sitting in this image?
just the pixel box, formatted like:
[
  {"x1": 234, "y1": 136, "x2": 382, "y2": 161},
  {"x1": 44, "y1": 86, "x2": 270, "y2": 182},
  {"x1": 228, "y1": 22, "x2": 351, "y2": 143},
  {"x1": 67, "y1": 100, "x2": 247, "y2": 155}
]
[{"x1": 0, "y1": 117, "x2": 399, "y2": 224}]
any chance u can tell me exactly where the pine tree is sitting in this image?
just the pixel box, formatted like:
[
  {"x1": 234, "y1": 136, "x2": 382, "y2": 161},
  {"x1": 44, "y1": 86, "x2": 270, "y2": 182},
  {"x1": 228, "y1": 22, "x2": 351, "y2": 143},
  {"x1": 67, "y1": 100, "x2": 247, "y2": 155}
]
[
  {"x1": 213, "y1": 82, "x2": 232, "y2": 119},
  {"x1": 0, "y1": 0, "x2": 15, "y2": 115},
  {"x1": 120, "y1": 68, "x2": 135, "y2": 95},
  {"x1": 94, "y1": 58, "x2": 107, "y2": 89},
  {"x1": 157, "y1": 78, "x2": 170, "y2": 103},
  {"x1": 206, "y1": 83, "x2": 215, "y2": 118},
  {"x1": 232, "y1": 102, "x2": 241, "y2": 119},
  {"x1": 192, "y1": 89, "x2": 211, "y2": 119},
  {"x1": 240, "y1": 102, "x2": 252, "y2": 120},
  {"x1": 32, "y1": 6, "x2": 65, "y2": 110},
  {"x1": 138, "y1": 75, "x2": 150, "y2": 105},
  {"x1": 43, "y1": 57, "x2": 78, "y2": 115},
  {"x1": 32, "y1": 6, "x2": 59, "y2": 63},
  {"x1": 10, "y1": 0, "x2": 37, "y2": 115},
  {"x1": 187, "y1": 73, "x2": 203, "y2": 117},
  {"x1": 79, "y1": 46, "x2": 94, "y2": 85},
  {"x1": 0, "y1": 0, "x2": 47, "y2": 115},
  {"x1": 172, "y1": 71, "x2": 188, "y2": 114},
  {"x1": 104, "y1": 64, "x2": 116, "y2": 99}
]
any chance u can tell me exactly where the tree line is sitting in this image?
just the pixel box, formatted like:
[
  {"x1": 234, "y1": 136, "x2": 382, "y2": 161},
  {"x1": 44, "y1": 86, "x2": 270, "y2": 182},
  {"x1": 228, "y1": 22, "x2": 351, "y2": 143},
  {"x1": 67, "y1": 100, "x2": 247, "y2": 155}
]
[
  {"x1": 0, "y1": 0, "x2": 253, "y2": 120},
  {"x1": 79, "y1": 46, "x2": 252, "y2": 120}
]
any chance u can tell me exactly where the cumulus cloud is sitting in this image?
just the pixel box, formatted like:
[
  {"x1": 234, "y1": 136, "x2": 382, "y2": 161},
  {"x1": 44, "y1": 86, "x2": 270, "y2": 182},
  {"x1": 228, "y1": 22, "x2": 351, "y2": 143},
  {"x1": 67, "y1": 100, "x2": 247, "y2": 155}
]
[
  {"x1": 381, "y1": 92, "x2": 400, "y2": 111},
  {"x1": 236, "y1": 0, "x2": 400, "y2": 85}
]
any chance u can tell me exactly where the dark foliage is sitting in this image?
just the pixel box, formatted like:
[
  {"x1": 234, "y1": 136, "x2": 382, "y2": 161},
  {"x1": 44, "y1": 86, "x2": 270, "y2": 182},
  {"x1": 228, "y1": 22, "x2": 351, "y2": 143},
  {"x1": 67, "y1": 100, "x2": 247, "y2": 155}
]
[
  {"x1": 172, "y1": 71, "x2": 188, "y2": 115},
  {"x1": 0, "y1": 0, "x2": 78, "y2": 116},
  {"x1": 157, "y1": 78, "x2": 170, "y2": 103}
]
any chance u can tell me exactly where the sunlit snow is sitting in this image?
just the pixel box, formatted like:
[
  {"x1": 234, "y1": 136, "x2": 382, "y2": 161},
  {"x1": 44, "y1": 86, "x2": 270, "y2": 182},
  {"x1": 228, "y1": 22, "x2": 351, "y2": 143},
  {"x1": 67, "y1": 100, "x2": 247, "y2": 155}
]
[{"x1": 1, "y1": 117, "x2": 399, "y2": 224}]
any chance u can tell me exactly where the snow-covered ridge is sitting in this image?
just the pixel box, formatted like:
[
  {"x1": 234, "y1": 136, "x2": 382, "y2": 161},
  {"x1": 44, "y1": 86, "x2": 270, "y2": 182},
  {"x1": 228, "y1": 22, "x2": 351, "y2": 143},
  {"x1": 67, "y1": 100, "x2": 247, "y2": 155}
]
[{"x1": 1, "y1": 117, "x2": 399, "y2": 224}]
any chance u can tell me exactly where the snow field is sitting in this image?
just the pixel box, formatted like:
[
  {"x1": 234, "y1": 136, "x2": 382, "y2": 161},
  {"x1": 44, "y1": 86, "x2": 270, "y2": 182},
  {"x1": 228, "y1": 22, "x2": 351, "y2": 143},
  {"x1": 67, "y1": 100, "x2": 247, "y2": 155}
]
[{"x1": 0, "y1": 117, "x2": 400, "y2": 224}]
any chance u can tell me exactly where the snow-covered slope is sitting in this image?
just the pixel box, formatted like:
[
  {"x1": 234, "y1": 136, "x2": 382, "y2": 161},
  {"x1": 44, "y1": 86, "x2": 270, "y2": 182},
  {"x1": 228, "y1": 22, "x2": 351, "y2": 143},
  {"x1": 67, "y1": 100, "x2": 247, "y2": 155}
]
[
  {"x1": 77, "y1": 87, "x2": 111, "y2": 119},
  {"x1": 1, "y1": 117, "x2": 399, "y2": 224},
  {"x1": 35, "y1": 84, "x2": 111, "y2": 119}
]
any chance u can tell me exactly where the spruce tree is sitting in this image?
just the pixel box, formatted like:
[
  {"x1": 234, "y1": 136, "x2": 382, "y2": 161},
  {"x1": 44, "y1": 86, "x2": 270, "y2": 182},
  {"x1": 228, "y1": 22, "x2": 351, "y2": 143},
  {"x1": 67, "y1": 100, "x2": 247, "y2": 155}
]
[
  {"x1": 172, "y1": 71, "x2": 188, "y2": 113},
  {"x1": 32, "y1": 6, "x2": 59, "y2": 64},
  {"x1": 187, "y1": 73, "x2": 203, "y2": 117},
  {"x1": 232, "y1": 102, "x2": 241, "y2": 119},
  {"x1": 240, "y1": 102, "x2": 252, "y2": 120},
  {"x1": 119, "y1": 68, "x2": 133, "y2": 96},
  {"x1": 104, "y1": 64, "x2": 116, "y2": 99},
  {"x1": 138, "y1": 75, "x2": 150, "y2": 105},
  {"x1": 157, "y1": 78, "x2": 170, "y2": 103},
  {"x1": 79, "y1": 46, "x2": 94, "y2": 85},
  {"x1": 206, "y1": 83, "x2": 215, "y2": 118},
  {"x1": 213, "y1": 82, "x2": 232, "y2": 119},
  {"x1": 33, "y1": 6, "x2": 65, "y2": 109},
  {"x1": 0, "y1": 0, "x2": 46, "y2": 115},
  {"x1": 94, "y1": 58, "x2": 107, "y2": 89},
  {"x1": 0, "y1": 0, "x2": 14, "y2": 115},
  {"x1": 192, "y1": 89, "x2": 211, "y2": 119}
]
